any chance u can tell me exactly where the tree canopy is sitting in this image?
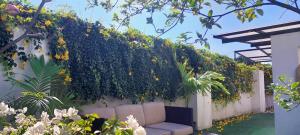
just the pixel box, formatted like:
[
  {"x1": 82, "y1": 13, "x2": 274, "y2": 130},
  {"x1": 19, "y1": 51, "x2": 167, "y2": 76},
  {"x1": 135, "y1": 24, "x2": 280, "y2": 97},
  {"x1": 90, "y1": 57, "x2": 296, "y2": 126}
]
[{"x1": 87, "y1": 0, "x2": 300, "y2": 47}]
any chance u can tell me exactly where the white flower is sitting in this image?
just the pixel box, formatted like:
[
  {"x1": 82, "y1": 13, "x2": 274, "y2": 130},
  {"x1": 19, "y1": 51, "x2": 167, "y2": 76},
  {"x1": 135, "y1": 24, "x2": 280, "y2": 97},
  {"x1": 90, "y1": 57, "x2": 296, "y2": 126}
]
[
  {"x1": 17, "y1": 107, "x2": 27, "y2": 113},
  {"x1": 2, "y1": 126, "x2": 17, "y2": 134},
  {"x1": 15, "y1": 113, "x2": 28, "y2": 125},
  {"x1": 125, "y1": 115, "x2": 140, "y2": 130},
  {"x1": 0, "y1": 102, "x2": 10, "y2": 116},
  {"x1": 134, "y1": 126, "x2": 146, "y2": 135},
  {"x1": 53, "y1": 109, "x2": 67, "y2": 120},
  {"x1": 94, "y1": 130, "x2": 101, "y2": 134},
  {"x1": 53, "y1": 125, "x2": 61, "y2": 135},
  {"x1": 67, "y1": 107, "x2": 80, "y2": 120},
  {"x1": 24, "y1": 122, "x2": 46, "y2": 135},
  {"x1": 41, "y1": 111, "x2": 51, "y2": 126},
  {"x1": 7, "y1": 107, "x2": 16, "y2": 115}
]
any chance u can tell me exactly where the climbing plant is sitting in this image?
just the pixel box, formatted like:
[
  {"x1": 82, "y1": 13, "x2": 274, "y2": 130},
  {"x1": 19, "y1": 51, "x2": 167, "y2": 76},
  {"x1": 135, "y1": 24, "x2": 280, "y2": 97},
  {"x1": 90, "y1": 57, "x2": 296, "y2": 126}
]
[{"x1": 0, "y1": 1, "x2": 272, "y2": 105}]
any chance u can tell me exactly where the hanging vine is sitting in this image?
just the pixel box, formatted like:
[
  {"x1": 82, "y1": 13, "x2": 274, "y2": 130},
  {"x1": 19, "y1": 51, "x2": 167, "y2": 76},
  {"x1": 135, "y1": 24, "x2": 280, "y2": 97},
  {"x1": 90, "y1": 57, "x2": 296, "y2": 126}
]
[{"x1": 0, "y1": 1, "x2": 273, "y2": 104}]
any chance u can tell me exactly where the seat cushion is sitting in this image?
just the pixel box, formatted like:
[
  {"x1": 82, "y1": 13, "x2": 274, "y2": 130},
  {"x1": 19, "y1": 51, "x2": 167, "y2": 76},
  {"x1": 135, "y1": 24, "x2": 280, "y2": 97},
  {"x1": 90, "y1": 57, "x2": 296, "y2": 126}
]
[
  {"x1": 81, "y1": 107, "x2": 116, "y2": 119},
  {"x1": 147, "y1": 122, "x2": 193, "y2": 135},
  {"x1": 145, "y1": 127, "x2": 171, "y2": 135},
  {"x1": 143, "y1": 102, "x2": 166, "y2": 125},
  {"x1": 115, "y1": 104, "x2": 146, "y2": 126}
]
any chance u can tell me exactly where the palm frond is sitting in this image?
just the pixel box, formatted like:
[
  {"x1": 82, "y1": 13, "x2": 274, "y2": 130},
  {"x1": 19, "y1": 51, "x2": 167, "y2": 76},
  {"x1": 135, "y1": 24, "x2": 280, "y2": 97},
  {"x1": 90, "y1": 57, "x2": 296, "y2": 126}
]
[
  {"x1": 8, "y1": 55, "x2": 64, "y2": 115},
  {"x1": 177, "y1": 60, "x2": 229, "y2": 106}
]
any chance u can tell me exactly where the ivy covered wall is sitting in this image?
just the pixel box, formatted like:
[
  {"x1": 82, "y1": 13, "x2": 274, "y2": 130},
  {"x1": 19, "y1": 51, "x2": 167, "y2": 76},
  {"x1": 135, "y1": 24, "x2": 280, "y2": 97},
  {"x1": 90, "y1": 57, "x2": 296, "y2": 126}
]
[{"x1": 0, "y1": 1, "x2": 272, "y2": 104}]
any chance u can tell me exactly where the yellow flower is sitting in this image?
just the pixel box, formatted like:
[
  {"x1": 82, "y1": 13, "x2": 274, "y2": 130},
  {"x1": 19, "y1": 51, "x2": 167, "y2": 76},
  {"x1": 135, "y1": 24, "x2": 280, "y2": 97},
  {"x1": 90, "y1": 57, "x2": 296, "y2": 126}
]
[
  {"x1": 24, "y1": 17, "x2": 32, "y2": 23},
  {"x1": 19, "y1": 61, "x2": 27, "y2": 70},
  {"x1": 87, "y1": 28, "x2": 91, "y2": 33},
  {"x1": 45, "y1": 20, "x2": 52, "y2": 27},
  {"x1": 12, "y1": 52, "x2": 17, "y2": 60},
  {"x1": 1, "y1": 15, "x2": 7, "y2": 21},
  {"x1": 5, "y1": 27, "x2": 12, "y2": 32},
  {"x1": 23, "y1": 39, "x2": 30, "y2": 48},
  {"x1": 61, "y1": 51, "x2": 69, "y2": 61},
  {"x1": 57, "y1": 37, "x2": 66, "y2": 46},
  {"x1": 55, "y1": 54, "x2": 61, "y2": 60},
  {"x1": 0, "y1": 4, "x2": 6, "y2": 9},
  {"x1": 27, "y1": 9, "x2": 33, "y2": 13},
  {"x1": 59, "y1": 69, "x2": 66, "y2": 76},
  {"x1": 64, "y1": 75, "x2": 72, "y2": 82},
  {"x1": 38, "y1": 48, "x2": 43, "y2": 53}
]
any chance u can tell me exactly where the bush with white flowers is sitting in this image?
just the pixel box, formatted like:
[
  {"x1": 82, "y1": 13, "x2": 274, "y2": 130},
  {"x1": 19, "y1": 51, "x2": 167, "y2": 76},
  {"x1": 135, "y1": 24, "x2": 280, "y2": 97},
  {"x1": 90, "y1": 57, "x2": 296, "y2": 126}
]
[{"x1": 0, "y1": 102, "x2": 146, "y2": 135}]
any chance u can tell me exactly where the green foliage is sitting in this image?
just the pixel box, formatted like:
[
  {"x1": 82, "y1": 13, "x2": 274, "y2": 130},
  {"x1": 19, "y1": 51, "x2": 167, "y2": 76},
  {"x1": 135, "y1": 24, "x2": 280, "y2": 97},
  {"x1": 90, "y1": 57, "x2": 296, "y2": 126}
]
[
  {"x1": 101, "y1": 119, "x2": 133, "y2": 135},
  {"x1": 271, "y1": 75, "x2": 300, "y2": 111},
  {"x1": 62, "y1": 19, "x2": 181, "y2": 102},
  {"x1": 177, "y1": 60, "x2": 228, "y2": 106},
  {"x1": 0, "y1": 1, "x2": 273, "y2": 105},
  {"x1": 8, "y1": 56, "x2": 64, "y2": 115}
]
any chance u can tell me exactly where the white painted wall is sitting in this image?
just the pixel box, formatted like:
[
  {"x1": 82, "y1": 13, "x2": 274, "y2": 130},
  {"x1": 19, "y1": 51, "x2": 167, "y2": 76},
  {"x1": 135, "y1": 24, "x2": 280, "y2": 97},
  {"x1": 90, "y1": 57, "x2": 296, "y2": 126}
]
[
  {"x1": 212, "y1": 70, "x2": 266, "y2": 120},
  {"x1": 212, "y1": 93, "x2": 253, "y2": 120},
  {"x1": 266, "y1": 95, "x2": 274, "y2": 109},
  {"x1": 271, "y1": 31, "x2": 300, "y2": 135},
  {"x1": 82, "y1": 70, "x2": 266, "y2": 130},
  {"x1": 0, "y1": 28, "x2": 49, "y2": 99}
]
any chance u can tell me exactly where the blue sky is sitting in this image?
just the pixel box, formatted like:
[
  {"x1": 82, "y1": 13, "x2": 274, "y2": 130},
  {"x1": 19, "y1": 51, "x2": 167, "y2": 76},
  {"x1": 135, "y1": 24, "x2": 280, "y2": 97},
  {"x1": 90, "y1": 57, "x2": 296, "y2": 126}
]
[{"x1": 30, "y1": 0, "x2": 300, "y2": 58}]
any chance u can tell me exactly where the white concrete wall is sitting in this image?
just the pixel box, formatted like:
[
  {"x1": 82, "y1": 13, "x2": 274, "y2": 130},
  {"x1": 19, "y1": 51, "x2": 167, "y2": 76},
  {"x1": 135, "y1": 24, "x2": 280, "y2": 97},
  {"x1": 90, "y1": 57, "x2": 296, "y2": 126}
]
[
  {"x1": 271, "y1": 32, "x2": 300, "y2": 135},
  {"x1": 266, "y1": 95, "x2": 274, "y2": 109},
  {"x1": 212, "y1": 70, "x2": 266, "y2": 120},
  {"x1": 0, "y1": 28, "x2": 49, "y2": 99},
  {"x1": 212, "y1": 93, "x2": 253, "y2": 120}
]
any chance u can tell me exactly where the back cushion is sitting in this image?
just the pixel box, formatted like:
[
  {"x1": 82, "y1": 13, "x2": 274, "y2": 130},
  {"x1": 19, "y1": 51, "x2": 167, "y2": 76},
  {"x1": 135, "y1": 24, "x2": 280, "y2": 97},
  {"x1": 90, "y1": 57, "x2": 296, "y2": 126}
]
[
  {"x1": 115, "y1": 104, "x2": 146, "y2": 126},
  {"x1": 81, "y1": 107, "x2": 116, "y2": 119},
  {"x1": 143, "y1": 102, "x2": 166, "y2": 125}
]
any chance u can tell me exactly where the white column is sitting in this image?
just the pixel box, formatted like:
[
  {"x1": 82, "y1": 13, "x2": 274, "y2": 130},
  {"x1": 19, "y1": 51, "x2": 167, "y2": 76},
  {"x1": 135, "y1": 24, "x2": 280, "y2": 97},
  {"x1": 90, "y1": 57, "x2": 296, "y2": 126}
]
[
  {"x1": 251, "y1": 70, "x2": 266, "y2": 113},
  {"x1": 271, "y1": 32, "x2": 300, "y2": 135},
  {"x1": 189, "y1": 92, "x2": 212, "y2": 130}
]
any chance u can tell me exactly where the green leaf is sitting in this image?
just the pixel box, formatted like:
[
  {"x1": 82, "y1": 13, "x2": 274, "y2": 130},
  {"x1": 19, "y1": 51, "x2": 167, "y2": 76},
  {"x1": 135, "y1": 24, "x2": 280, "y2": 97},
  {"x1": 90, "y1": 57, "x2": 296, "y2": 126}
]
[
  {"x1": 85, "y1": 127, "x2": 92, "y2": 131},
  {"x1": 208, "y1": 10, "x2": 213, "y2": 17},
  {"x1": 291, "y1": 82, "x2": 299, "y2": 89},
  {"x1": 256, "y1": 9, "x2": 264, "y2": 16}
]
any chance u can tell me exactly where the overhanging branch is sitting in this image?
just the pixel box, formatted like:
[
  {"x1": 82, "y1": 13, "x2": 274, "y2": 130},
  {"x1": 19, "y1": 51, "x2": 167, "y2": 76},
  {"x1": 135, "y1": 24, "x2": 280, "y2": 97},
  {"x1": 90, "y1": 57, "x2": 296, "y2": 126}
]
[
  {"x1": 268, "y1": 0, "x2": 300, "y2": 14},
  {"x1": 0, "y1": 0, "x2": 51, "y2": 53}
]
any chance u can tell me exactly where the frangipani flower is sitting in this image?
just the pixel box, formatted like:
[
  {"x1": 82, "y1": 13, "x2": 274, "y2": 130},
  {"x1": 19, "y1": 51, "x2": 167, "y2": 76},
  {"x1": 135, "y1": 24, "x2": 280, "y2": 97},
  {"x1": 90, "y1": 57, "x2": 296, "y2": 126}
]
[
  {"x1": 0, "y1": 101, "x2": 145, "y2": 135},
  {"x1": 41, "y1": 112, "x2": 51, "y2": 126},
  {"x1": 134, "y1": 126, "x2": 146, "y2": 135},
  {"x1": 67, "y1": 107, "x2": 81, "y2": 120},
  {"x1": 125, "y1": 115, "x2": 146, "y2": 135},
  {"x1": 2, "y1": 126, "x2": 17, "y2": 134},
  {"x1": 0, "y1": 102, "x2": 15, "y2": 116},
  {"x1": 125, "y1": 115, "x2": 139, "y2": 130},
  {"x1": 23, "y1": 122, "x2": 46, "y2": 135}
]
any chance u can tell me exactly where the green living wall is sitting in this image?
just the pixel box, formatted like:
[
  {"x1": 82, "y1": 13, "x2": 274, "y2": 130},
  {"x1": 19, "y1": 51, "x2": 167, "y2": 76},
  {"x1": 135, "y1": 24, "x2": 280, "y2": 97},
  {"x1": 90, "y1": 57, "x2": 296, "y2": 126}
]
[{"x1": 0, "y1": 1, "x2": 272, "y2": 104}]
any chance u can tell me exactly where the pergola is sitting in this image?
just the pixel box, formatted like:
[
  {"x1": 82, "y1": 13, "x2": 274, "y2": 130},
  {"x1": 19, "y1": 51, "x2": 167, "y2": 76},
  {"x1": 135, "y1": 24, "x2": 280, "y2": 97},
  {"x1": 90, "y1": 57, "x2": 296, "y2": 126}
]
[{"x1": 214, "y1": 21, "x2": 300, "y2": 63}]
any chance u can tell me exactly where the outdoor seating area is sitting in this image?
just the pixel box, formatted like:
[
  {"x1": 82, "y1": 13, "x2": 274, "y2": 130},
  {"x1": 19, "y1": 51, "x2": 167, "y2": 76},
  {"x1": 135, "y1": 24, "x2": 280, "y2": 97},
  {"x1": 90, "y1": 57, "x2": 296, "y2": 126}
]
[
  {"x1": 2, "y1": 0, "x2": 300, "y2": 135},
  {"x1": 82, "y1": 102, "x2": 193, "y2": 135}
]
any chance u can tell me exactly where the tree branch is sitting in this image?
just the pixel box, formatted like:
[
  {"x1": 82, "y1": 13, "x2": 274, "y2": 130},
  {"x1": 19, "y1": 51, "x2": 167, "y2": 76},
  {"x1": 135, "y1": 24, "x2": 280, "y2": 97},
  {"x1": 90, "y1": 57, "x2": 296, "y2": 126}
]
[
  {"x1": 0, "y1": 0, "x2": 51, "y2": 53},
  {"x1": 206, "y1": 3, "x2": 273, "y2": 18},
  {"x1": 295, "y1": 0, "x2": 299, "y2": 9},
  {"x1": 268, "y1": 0, "x2": 300, "y2": 14}
]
